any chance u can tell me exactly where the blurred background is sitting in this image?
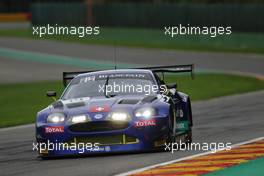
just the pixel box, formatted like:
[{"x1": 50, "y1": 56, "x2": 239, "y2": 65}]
[
  {"x1": 0, "y1": 0, "x2": 264, "y2": 52},
  {"x1": 0, "y1": 0, "x2": 264, "y2": 53},
  {"x1": 1, "y1": 0, "x2": 264, "y2": 31},
  {"x1": 0, "y1": 0, "x2": 263, "y2": 127},
  {"x1": 0, "y1": 2, "x2": 264, "y2": 176}
]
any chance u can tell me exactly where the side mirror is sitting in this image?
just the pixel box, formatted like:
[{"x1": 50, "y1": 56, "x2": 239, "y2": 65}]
[
  {"x1": 46, "y1": 91, "x2": 56, "y2": 97},
  {"x1": 166, "y1": 83, "x2": 177, "y2": 89}
]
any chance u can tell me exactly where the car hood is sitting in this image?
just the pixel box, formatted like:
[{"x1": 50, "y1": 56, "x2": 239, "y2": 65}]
[{"x1": 49, "y1": 94, "x2": 158, "y2": 117}]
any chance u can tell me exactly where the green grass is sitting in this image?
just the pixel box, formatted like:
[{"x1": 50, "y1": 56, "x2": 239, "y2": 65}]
[
  {"x1": 166, "y1": 74, "x2": 264, "y2": 101},
  {"x1": 0, "y1": 81, "x2": 64, "y2": 127},
  {"x1": 0, "y1": 73, "x2": 263, "y2": 128},
  {"x1": 0, "y1": 28, "x2": 264, "y2": 54},
  {"x1": 205, "y1": 157, "x2": 264, "y2": 176}
]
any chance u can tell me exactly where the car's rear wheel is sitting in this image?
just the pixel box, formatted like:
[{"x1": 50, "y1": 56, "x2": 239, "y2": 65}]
[
  {"x1": 167, "y1": 107, "x2": 176, "y2": 143},
  {"x1": 185, "y1": 128, "x2": 192, "y2": 144},
  {"x1": 186, "y1": 99, "x2": 193, "y2": 144}
]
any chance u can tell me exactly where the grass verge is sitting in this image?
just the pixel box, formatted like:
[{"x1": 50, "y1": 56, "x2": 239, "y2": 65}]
[
  {"x1": 0, "y1": 73, "x2": 263, "y2": 128},
  {"x1": 205, "y1": 157, "x2": 264, "y2": 176},
  {"x1": 0, "y1": 28, "x2": 263, "y2": 54}
]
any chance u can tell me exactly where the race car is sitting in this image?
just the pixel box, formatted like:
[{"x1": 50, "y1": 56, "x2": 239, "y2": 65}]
[{"x1": 35, "y1": 64, "x2": 194, "y2": 158}]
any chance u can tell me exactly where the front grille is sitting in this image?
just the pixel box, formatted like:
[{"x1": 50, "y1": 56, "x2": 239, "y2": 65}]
[
  {"x1": 67, "y1": 134, "x2": 139, "y2": 145},
  {"x1": 69, "y1": 121, "x2": 129, "y2": 132}
]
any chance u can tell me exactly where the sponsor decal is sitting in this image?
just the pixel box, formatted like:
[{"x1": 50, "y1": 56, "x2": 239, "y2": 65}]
[
  {"x1": 176, "y1": 123, "x2": 185, "y2": 129},
  {"x1": 135, "y1": 119, "x2": 156, "y2": 127},
  {"x1": 176, "y1": 121, "x2": 189, "y2": 130},
  {"x1": 98, "y1": 73, "x2": 147, "y2": 79},
  {"x1": 105, "y1": 146, "x2": 111, "y2": 152},
  {"x1": 94, "y1": 113, "x2": 103, "y2": 119},
  {"x1": 80, "y1": 75, "x2": 96, "y2": 83},
  {"x1": 158, "y1": 94, "x2": 170, "y2": 103},
  {"x1": 45, "y1": 126, "x2": 64, "y2": 133},
  {"x1": 89, "y1": 106, "x2": 109, "y2": 112},
  {"x1": 176, "y1": 109, "x2": 184, "y2": 118},
  {"x1": 182, "y1": 97, "x2": 187, "y2": 102},
  {"x1": 62, "y1": 97, "x2": 90, "y2": 104}
]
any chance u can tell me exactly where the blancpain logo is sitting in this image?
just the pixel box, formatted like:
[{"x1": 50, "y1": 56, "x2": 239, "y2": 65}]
[{"x1": 94, "y1": 114, "x2": 103, "y2": 119}]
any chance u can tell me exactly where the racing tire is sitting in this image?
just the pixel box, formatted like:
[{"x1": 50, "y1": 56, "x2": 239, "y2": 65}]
[
  {"x1": 167, "y1": 107, "x2": 176, "y2": 143},
  {"x1": 185, "y1": 128, "x2": 192, "y2": 144}
]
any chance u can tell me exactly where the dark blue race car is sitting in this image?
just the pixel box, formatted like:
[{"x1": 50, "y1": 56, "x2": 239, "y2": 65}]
[{"x1": 35, "y1": 65, "x2": 194, "y2": 158}]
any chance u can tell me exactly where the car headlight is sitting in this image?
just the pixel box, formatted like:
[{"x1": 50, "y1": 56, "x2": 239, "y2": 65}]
[
  {"x1": 71, "y1": 115, "x2": 90, "y2": 124},
  {"x1": 47, "y1": 113, "x2": 65, "y2": 123},
  {"x1": 108, "y1": 112, "x2": 130, "y2": 121},
  {"x1": 135, "y1": 107, "x2": 156, "y2": 119}
]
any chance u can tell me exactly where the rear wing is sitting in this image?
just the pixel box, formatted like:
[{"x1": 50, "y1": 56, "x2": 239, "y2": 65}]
[
  {"x1": 139, "y1": 64, "x2": 194, "y2": 79},
  {"x1": 63, "y1": 64, "x2": 194, "y2": 86}
]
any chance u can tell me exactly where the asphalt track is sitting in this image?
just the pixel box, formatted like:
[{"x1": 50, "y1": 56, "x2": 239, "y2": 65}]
[
  {"x1": 0, "y1": 37, "x2": 264, "y2": 176},
  {"x1": 0, "y1": 91, "x2": 264, "y2": 176},
  {"x1": 0, "y1": 37, "x2": 263, "y2": 83}
]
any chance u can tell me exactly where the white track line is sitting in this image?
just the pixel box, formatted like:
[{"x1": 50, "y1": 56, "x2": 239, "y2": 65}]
[{"x1": 116, "y1": 136, "x2": 264, "y2": 176}]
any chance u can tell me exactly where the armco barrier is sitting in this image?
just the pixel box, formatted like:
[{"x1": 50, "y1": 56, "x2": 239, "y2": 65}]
[
  {"x1": 31, "y1": 3, "x2": 86, "y2": 25},
  {"x1": 31, "y1": 3, "x2": 264, "y2": 32},
  {"x1": 0, "y1": 13, "x2": 30, "y2": 22}
]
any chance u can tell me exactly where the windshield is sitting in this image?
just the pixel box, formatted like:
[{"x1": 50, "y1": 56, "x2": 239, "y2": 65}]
[{"x1": 62, "y1": 73, "x2": 156, "y2": 100}]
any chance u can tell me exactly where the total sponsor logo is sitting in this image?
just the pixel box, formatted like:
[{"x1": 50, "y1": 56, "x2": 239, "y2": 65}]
[
  {"x1": 45, "y1": 126, "x2": 64, "y2": 133},
  {"x1": 134, "y1": 119, "x2": 156, "y2": 127}
]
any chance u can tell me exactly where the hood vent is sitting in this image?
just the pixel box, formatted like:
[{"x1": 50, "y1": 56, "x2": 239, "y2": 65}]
[
  {"x1": 66, "y1": 102, "x2": 85, "y2": 108},
  {"x1": 118, "y1": 99, "x2": 140, "y2": 105},
  {"x1": 141, "y1": 95, "x2": 157, "y2": 103}
]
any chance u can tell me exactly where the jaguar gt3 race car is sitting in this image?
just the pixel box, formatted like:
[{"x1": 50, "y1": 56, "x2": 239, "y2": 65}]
[{"x1": 35, "y1": 64, "x2": 194, "y2": 158}]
